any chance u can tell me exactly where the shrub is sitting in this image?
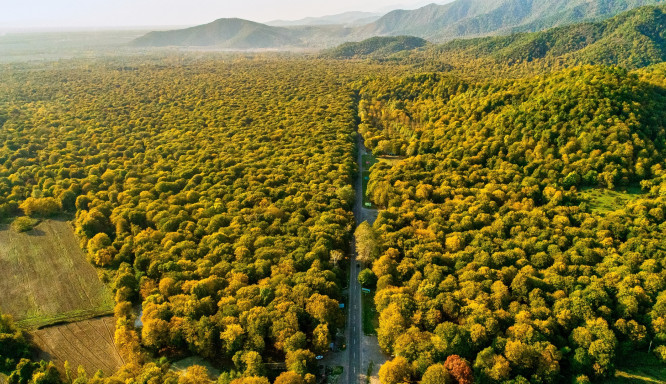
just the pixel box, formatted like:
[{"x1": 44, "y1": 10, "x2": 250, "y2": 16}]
[{"x1": 11, "y1": 217, "x2": 39, "y2": 233}]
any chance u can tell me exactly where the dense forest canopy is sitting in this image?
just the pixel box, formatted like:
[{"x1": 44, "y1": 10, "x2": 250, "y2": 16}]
[
  {"x1": 355, "y1": 64, "x2": 666, "y2": 383},
  {"x1": 2, "y1": 5, "x2": 666, "y2": 384},
  {"x1": 0, "y1": 57, "x2": 389, "y2": 383}
]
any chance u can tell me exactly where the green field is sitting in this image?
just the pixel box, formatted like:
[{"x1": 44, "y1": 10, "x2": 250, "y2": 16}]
[
  {"x1": 609, "y1": 352, "x2": 666, "y2": 383},
  {"x1": 0, "y1": 220, "x2": 114, "y2": 329},
  {"x1": 362, "y1": 290, "x2": 379, "y2": 335},
  {"x1": 579, "y1": 187, "x2": 643, "y2": 213}
]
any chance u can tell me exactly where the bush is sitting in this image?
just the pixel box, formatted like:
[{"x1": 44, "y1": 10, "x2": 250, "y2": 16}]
[
  {"x1": 358, "y1": 268, "x2": 377, "y2": 288},
  {"x1": 11, "y1": 217, "x2": 39, "y2": 233}
]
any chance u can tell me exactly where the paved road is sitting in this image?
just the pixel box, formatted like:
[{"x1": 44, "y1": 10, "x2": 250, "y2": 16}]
[{"x1": 348, "y1": 133, "x2": 369, "y2": 384}]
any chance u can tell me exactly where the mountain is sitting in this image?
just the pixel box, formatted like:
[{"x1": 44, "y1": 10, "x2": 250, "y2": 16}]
[
  {"x1": 132, "y1": 0, "x2": 665, "y2": 49},
  {"x1": 325, "y1": 36, "x2": 428, "y2": 58},
  {"x1": 267, "y1": 11, "x2": 382, "y2": 27},
  {"x1": 132, "y1": 18, "x2": 302, "y2": 48},
  {"x1": 361, "y1": 0, "x2": 665, "y2": 41},
  {"x1": 436, "y1": 4, "x2": 666, "y2": 69}
]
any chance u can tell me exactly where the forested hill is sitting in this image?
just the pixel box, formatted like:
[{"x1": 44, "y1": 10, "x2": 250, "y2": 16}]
[
  {"x1": 363, "y1": 0, "x2": 665, "y2": 41},
  {"x1": 357, "y1": 63, "x2": 666, "y2": 384},
  {"x1": 431, "y1": 3, "x2": 666, "y2": 69},
  {"x1": 132, "y1": 18, "x2": 302, "y2": 48},
  {"x1": 133, "y1": 0, "x2": 664, "y2": 49},
  {"x1": 324, "y1": 36, "x2": 428, "y2": 59}
]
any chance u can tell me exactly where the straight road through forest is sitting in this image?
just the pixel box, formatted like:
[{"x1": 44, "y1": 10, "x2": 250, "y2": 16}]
[{"x1": 348, "y1": 133, "x2": 375, "y2": 384}]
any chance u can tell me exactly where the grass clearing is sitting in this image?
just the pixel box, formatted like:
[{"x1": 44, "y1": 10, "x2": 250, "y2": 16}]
[
  {"x1": 608, "y1": 352, "x2": 666, "y2": 383},
  {"x1": 377, "y1": 156, "x2": 404, "y2": 167},
  {"x1": 171, "y1": 356, "x2": 221, "y2": 378},
  {"x1": 0, "y1": 219, "x2": 113, "y2": 330},
  {"x1": 579, "y1": 187, "x2": 643, "y2": 213},
  {"x1": 32, "y1": 316, "x2": 124, "y2": 376},
  {"x1": 362, "y1": 291, "x2": 379, "y2": 335}
]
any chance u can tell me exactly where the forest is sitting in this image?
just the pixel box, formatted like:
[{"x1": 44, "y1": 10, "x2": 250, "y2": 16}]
[
  {"x1": 1, "y1": 5, "x2": 666, "y2": 384},
  {"x1": 355, "y1": 64, "x2": 666, "y2": 383},
  {"x1": 0, "y1": 57, "x2": 381, "y2": 384}
]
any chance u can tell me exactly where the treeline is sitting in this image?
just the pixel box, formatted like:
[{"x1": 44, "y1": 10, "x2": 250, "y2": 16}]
[
  {"x1": 0, "y1": 57, "x2": 382, "y2": 383},
  {"x1": 355, "y1": 64, "x2": 666, "y2": 382},
  {"x1": 324, "y1": 36, "x2": 428, "y2": 60}
]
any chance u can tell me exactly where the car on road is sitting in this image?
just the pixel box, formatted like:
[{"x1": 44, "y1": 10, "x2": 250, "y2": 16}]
[{"x1": 316, "y1": 355, "x2": 324, "y2": 360}]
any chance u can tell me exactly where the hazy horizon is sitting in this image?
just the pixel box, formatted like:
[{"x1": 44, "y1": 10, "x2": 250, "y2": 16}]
[{"x1": 0, "y1": 0, "x2": 444, "y2": 31}]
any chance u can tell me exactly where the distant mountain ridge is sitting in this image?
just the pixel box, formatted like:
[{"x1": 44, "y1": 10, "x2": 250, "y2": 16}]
[
  {"x1": 363, "y1": 0, "x2": 666, "y2": 41},
  {"x1": 132, "y1": 0, "x2": 666, "y2": 49},
  {"x1": 267, "y1": 11, "x2": 382, "y2": 27}
]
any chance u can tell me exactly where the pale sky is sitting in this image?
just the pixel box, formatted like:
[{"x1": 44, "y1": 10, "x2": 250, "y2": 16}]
[{"x1": 0, "y1": 0, "x2": 440, "y2": 30}]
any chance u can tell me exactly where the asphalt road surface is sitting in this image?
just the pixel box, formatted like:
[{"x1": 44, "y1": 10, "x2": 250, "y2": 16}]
[{"x1": 348, "y1": 134, "x2": 366, "y2": 384}]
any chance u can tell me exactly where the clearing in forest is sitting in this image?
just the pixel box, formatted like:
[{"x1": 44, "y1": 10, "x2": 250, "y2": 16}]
[
  {"x1": 31, "y1": 316, "x2": 124, "y2": 376},
  {"x1": 610, "y1": 352, "x2": 666, "y2": 383},
  {"x1": 578, "y1": 187, "x2": 643, "y2": 213},
  {"x1": 0, "y1": 219, "x2": 114, "y2": 330}
]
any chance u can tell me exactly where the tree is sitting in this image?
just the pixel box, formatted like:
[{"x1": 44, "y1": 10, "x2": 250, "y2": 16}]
[
  {"x1": 178, "y1": 365, "x2": 213, "y2": 384},
  {"x1": 355, "y1": 221, "x2": 379, "y2": 264},
  {"x1": 444, "y1": 355, "x2": 473, "y2": 384},
  {"x1": 378, "y1": 356, "x2": 412, "y2": 384},
  {"x1": 285, "y1": 349, "x2": 315, "y2": 376},
  {"x1": 312, "y1": 324, "x2": 331, "y2": 354},
  {"x1": 11, "y1": 217, "x2": 38, "y2": 233},
  {"x1": 421, "y1": 364, "x2": 454, "y2": 384},
  {"x1": 241, "y1": 351, "x2": 264, "y2": 377},
  {"x1": 221, "y1": 324, "x2": 245, "y2": 356},
  {"x1": 378, "y1": 303, "x2": 408, "y2": 352},
  {"x1": 358, "y1": 268, "x2": 377, "y2": 288},
  {"x1": 58, "y1": 189, "x2": 77, "y2": 212},
  {"x1": 141, "y1": 317, "x2": 170, "y2": 350},
  {"x1": 330, "y1": 250, "x2": 344, "y2": 267},
  {"x1": 19, "y1": 197, "x2": 60, "y2": 217},
  {"x1": 474, "y1": 347, "x2": 511, "y2": 382},
  {"x1": 274, "y1": 371, "x2": 305, "y2": 384},
  {"x1": 0, "y1": 314, "x2": 31, "y2": 372},
  {"x1": 305, "y1": 294, "x2": 341, "y2": 327},
  {"x1": 230, "y1": 378, "x2": 270, "y2": 384},
  {"x1": 433, "y1": 322, "x2": 472, "y2": 358}
]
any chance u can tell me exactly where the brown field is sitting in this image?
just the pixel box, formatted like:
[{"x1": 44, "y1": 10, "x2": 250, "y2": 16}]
[
  {"x1": 31, "y1": 316, "x2": 124, "y2": 376},
  {"x1": 0, "y1": 219, "x2": 114, "y2": 329}
]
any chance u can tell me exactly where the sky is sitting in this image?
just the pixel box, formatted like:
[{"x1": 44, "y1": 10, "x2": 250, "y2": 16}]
[{"x1": 0, "y1": 0, "x2": 440, "y2": 30}]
